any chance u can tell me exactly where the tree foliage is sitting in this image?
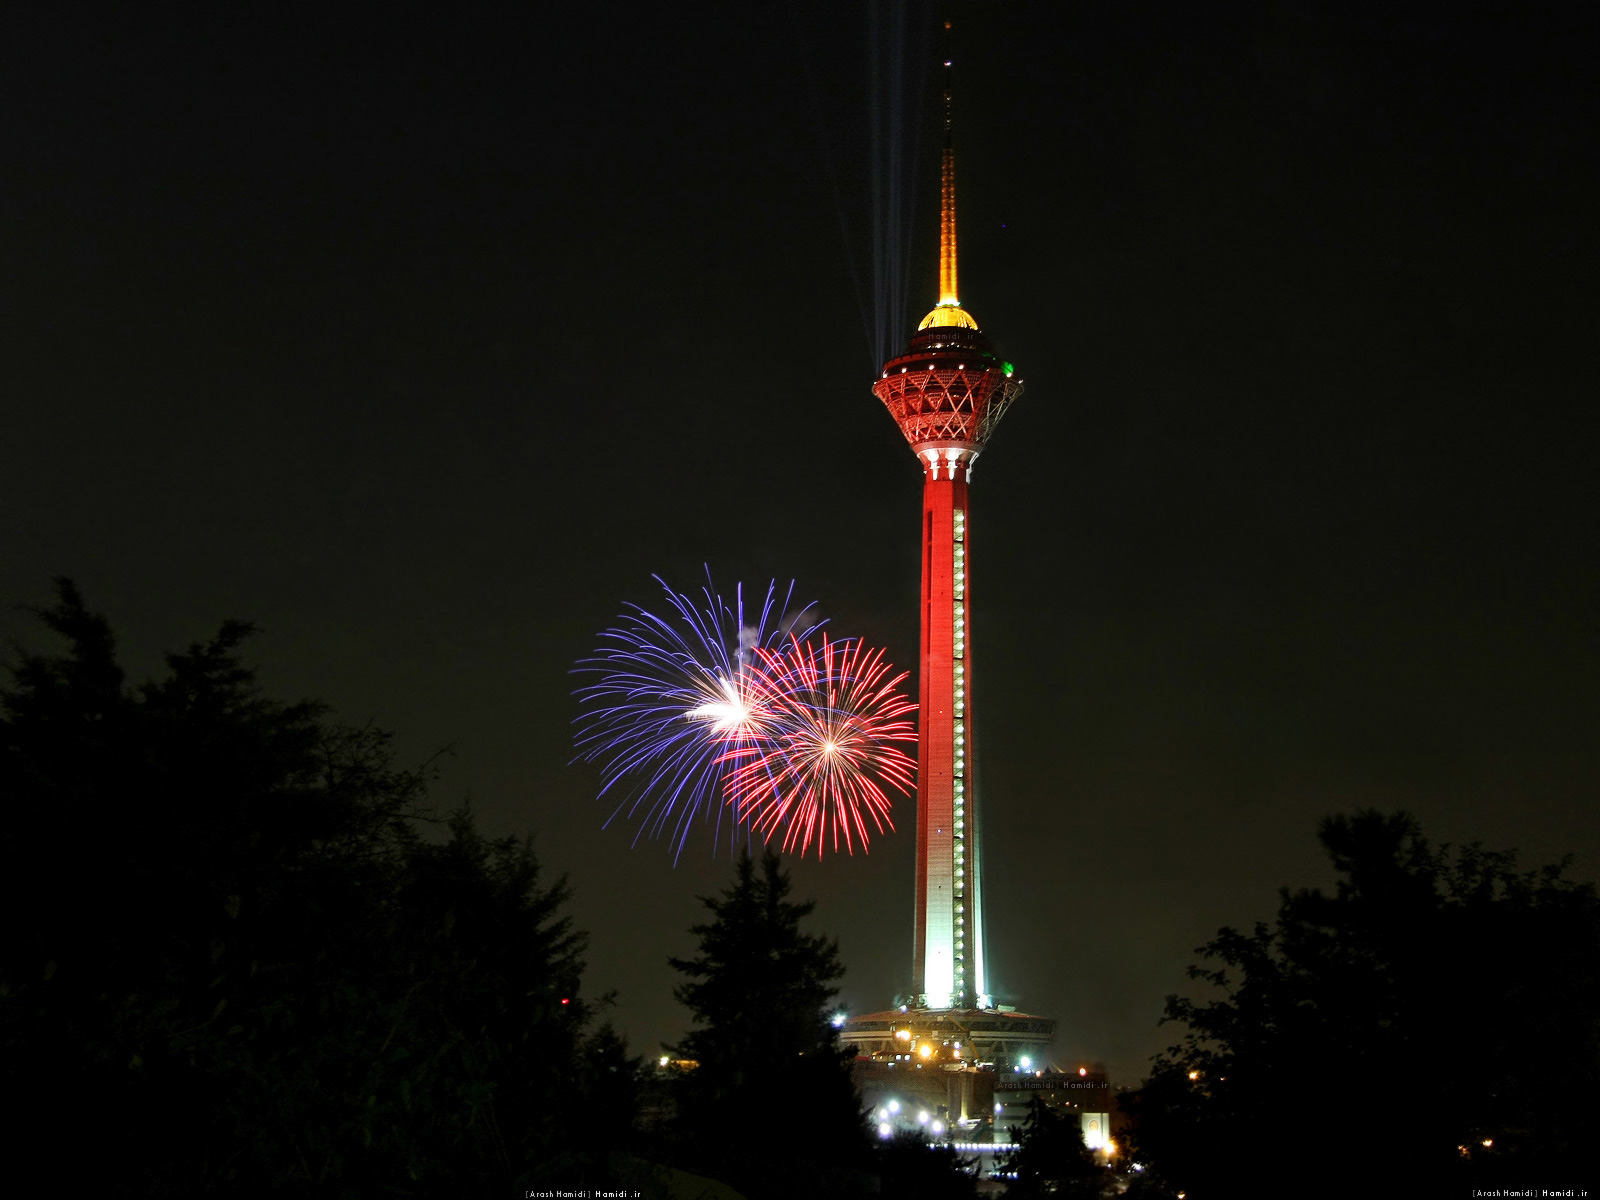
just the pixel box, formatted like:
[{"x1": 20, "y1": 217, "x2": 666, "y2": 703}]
[
  {"x1": 0, "y1": 580, "x2": 638, "y2": 1194},
  {"x1": 877, "y1": 1127, "x2": 979, "y2": 1200},
  {"x1": 665, "y1": 849, "x2": 869, "y2": 1197},
  {"x1": 1121, "y1": 810, "x2": 1600, "y2": 1198},
  {"x1": 999, "y1": 1098, "x2": 1104, "y2": 1199}
]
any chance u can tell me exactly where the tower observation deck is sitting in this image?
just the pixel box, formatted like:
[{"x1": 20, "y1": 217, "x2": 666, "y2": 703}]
[{"x1": 842, "y1": 46, "x2": 1054, "y2": 1073}]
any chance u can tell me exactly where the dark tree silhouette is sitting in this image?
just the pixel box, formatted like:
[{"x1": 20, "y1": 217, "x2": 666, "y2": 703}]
[
  {"x1": 877, "y1": 1127, "x2": 979, "y2": 1200},
  {"x1": 999, "y1": 1097, "x2": 1105, "y2": 1198},
  {"x1": 0, "y1": 580, "x2": 637, "y2": 1194},
  {"x1": 1121, "y1": 810, "x2": 1600, "y2": 1198},
  {"x1": 665, "y1": 849, "x2": 870, "y2": 1197}
]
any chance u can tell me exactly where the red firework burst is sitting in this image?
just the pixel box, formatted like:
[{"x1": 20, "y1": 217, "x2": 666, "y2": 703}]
[{"x1": 722, "y1": 636, "x2": 917, "y2": 857}]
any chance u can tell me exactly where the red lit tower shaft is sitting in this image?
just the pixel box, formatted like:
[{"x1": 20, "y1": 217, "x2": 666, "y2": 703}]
[{"x1": 912, "y1": 458, "x2": 981, "y2": 1006}]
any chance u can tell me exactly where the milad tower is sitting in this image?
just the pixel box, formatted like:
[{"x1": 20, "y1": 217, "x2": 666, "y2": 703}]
[{"x1": 840, "y1": 48, "x2": 1056, "y2": 1123}]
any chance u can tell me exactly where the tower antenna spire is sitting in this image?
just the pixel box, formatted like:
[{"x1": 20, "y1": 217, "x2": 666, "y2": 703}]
[
  {"x1": 919, "y1": 8, "x2": 977, "y2": 332},
  {"x1": 939, "y1": 15, "x2": 958, "y2": 308}
]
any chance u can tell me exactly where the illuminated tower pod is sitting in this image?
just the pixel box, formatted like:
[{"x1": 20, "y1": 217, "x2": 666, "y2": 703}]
[{"x1": 871, "y1": 68, "x2": 1020, "y2": 1014}]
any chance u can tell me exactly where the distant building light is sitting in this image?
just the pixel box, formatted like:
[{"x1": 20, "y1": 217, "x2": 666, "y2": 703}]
[{"x1": 878, "y1": 1122, "x2": 892, "y2": 1139}]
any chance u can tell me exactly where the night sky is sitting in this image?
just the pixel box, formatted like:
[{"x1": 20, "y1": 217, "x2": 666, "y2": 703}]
[{"x1": 5, "y1": 3, "x2": 1597, "y2": 1084}]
